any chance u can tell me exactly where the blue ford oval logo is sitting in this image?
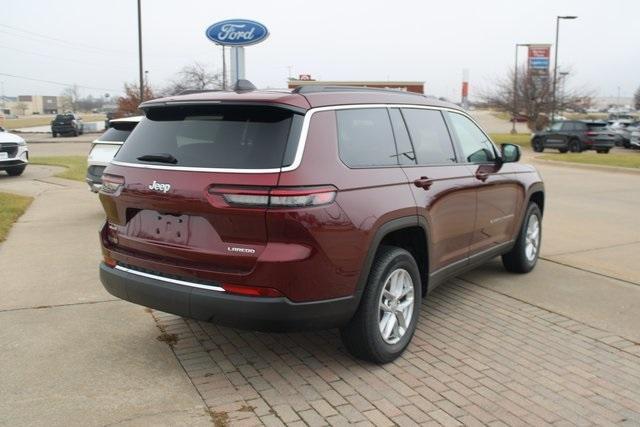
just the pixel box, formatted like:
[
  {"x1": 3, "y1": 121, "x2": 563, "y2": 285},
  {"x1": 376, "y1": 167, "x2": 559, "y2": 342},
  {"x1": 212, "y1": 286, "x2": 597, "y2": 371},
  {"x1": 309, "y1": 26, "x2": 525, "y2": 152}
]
[{"x1": 205, "y1": 19, "x2": 269, "y2": 46}]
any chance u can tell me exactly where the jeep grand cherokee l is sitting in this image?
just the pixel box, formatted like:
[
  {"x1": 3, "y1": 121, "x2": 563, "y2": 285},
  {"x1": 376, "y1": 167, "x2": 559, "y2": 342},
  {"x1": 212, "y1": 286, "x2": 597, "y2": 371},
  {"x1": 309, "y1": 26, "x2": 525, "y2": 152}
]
[
  {"x1": 98, "y1": 84, "x2": 544, "y2": 363},
  {"x1": 531, "y1": 120, "x2": 616, "y2": 153}
]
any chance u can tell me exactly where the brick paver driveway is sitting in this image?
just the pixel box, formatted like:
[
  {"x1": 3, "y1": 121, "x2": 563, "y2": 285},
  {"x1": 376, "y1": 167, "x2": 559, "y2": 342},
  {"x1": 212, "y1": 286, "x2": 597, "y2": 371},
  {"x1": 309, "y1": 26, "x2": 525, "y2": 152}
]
[{"x1": 154, "y1": 279, "x2": 640, "y2": 426}]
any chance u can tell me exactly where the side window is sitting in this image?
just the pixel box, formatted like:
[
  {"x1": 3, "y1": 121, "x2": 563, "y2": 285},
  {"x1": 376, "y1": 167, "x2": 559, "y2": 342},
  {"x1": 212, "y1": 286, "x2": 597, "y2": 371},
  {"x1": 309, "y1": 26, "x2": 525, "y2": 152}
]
[
  {"x1": 447, "y1": 112, "x2": 496, "y2": 163},
  {"x1": 550, "y1": 122, "x2": 563, "y2": 131},
  {"x1": 574, "y1": 122, "x2": 587, "y2": 131},
  {"x1": 336, "y1": 108, "x2": 397, "y2": 167},
  {"x1": 401, "y1": 108, "x2": 456, "y2": 165},
  {"x1": 388, "y1": 108, "x2": 416, "y2": 165}
]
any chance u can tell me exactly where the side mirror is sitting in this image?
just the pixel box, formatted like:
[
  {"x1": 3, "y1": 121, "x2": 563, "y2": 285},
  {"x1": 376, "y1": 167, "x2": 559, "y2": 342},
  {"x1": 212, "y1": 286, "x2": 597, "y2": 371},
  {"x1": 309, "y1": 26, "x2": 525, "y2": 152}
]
[{"x1": 501, "y1": 143, "x2": 521, "y2": 163}]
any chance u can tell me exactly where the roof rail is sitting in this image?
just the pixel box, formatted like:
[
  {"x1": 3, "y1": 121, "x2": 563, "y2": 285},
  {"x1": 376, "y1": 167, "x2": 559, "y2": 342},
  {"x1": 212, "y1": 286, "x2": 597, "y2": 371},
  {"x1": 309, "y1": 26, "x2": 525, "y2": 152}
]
[
  {"x1": 177, "y1": 89, "x2": 222, "y2": 95},
  {"x1": 291, "y1": 85, "x2": 425, "y2": 97}
]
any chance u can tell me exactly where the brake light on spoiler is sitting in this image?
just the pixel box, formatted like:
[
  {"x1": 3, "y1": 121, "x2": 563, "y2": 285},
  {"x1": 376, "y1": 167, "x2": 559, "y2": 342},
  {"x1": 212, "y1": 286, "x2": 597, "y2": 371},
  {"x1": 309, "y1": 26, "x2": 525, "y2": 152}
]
[{"x1": 208, "y1": 185, "x2": 337, "y2": 208}]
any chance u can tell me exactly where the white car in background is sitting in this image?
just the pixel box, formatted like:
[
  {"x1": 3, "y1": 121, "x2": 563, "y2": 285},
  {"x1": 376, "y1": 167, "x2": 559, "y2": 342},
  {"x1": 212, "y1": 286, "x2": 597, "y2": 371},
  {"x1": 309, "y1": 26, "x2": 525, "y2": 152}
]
[
  {"x1": 86, "y1": 116, "x2": 142, "y2": 192},
  {"x1": 630, "y1": 129, "x2": 640, "y2": 149},
  {"x1": 0, "y1": 126, "x2": 29, "y2": 176}
]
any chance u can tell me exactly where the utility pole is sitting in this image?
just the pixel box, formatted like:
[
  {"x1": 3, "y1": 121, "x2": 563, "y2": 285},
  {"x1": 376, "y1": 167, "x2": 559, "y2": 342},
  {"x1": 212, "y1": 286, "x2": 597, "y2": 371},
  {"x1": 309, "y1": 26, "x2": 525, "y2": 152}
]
[
  {"x1": 137, "y1": 0, "x2": 144, "y2": 103},
  {"x1": 552, "y1": 15, "x2": 577, "y2": 122}
]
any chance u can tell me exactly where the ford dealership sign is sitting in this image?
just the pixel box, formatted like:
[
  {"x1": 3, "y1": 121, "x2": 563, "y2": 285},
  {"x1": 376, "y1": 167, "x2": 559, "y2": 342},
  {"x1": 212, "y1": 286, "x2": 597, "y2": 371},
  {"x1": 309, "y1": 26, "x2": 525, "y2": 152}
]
[{"x1": 205, "y1": 19, "x2": 269, "y2": 46}]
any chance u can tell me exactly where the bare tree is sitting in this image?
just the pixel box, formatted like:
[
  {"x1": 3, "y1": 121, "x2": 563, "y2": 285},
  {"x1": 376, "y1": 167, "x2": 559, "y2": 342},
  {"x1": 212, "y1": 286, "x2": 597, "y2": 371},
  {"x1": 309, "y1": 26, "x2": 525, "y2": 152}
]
[
  {"x1": 162, "y1": 62, "x2": 222, "y2": 96},
  {"x1": 60, "y1": 84, "x2": 81, "y2": 112},
  {"x1": 480, "y1": 67, "x2": 593, "y2": 130},
  {"x1": 634, "y1": 86, "x2": 640, "y2": 110}
]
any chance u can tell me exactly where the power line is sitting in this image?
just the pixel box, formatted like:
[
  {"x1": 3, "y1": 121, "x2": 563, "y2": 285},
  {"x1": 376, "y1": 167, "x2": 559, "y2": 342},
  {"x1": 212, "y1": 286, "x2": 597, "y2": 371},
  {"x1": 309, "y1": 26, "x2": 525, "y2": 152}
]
[
  {"x1": 0, "y1": 44, "x2": 133, "y2": 71},
  {"x1": 0, "y1": 72, "x2": 120, "y2": 92},
  {"x1": 0, "y1": 23, "x2": 134, "y2": 55}
]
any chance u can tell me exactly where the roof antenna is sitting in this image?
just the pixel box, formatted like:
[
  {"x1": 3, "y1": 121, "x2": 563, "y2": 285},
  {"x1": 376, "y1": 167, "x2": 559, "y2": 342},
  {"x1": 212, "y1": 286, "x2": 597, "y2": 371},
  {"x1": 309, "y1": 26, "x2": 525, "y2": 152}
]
[{"x1": 233, "y1": 79, "x2": 257, "y2": 92}]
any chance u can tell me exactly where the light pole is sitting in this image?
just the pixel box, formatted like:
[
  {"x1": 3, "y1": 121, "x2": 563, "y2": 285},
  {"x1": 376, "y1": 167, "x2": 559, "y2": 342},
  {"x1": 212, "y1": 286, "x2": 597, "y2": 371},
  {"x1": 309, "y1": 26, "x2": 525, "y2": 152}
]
[
  {"x1": 559, "y1": 71, "x2": 569, "y2": 117},
  {"x1": 137, "y1": 0, "x2": 144, "y2": 103},
  {"x1": 552, "y1": 15, "x2": 577, "y2": 122},
  {"x1": 511, "y1": 43, "x2": 532, "y2": 134}
]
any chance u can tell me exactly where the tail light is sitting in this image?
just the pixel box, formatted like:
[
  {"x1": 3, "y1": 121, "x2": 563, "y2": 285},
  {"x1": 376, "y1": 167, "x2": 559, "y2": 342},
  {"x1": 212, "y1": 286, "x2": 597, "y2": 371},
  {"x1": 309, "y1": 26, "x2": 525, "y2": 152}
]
[
  {"x1": 101, "y1": 174, "x2": 125, "y2": 195},
  {"x1": 208, "y1": 185, "x2": 337, "y2": 208}
]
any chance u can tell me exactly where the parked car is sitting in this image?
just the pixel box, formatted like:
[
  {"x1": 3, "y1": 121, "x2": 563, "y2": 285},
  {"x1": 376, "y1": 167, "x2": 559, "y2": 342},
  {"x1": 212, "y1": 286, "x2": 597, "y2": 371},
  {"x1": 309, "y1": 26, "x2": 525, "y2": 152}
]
[
  {"x1": 51, "y1": 113, "x2": 84, "y2": 137},
  {"x1": 98, "y1": 84, "x2": 545, "y2": 363},
  {"x1": 531, "y1": 120, "x2": 616, "y2": 153},
  {"x1": 86, "y1": 116, "x2": 142, "y2": 192},
  {"x1": 0, "y1": 128, "x2": 28, "y2": 176},
  {"x1": 607, "y1": 119, "x2": 637, "y2": 146},
  {"x1": 630, "y1": 130, "x2": 640, "y2": 149},
  {"x1": 510, "y1": 114, "x2": 528, "y2": 123}
]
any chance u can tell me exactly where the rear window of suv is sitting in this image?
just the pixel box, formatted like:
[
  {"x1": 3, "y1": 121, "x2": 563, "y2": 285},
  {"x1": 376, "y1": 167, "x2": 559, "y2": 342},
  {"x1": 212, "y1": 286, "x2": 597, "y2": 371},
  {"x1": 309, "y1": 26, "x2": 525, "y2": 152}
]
[
  {"x1": 114, "y1": 105, "x2": 303, "y2": 169},
  {"x1": 97, "y1": 128, "x2": 132, "y2": 142}
]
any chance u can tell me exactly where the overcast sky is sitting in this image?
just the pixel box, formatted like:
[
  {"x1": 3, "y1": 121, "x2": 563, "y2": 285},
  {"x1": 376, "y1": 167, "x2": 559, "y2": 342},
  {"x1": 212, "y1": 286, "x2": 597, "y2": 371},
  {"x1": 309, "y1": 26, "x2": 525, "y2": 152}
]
[{"x1": 2, "y1": 0, "x2": 639, "y2": 101}]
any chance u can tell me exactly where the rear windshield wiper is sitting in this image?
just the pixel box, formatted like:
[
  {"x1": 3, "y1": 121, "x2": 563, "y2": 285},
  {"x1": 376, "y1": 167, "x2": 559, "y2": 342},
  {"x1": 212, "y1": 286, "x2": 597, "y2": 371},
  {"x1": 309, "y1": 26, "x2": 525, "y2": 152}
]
[{"x1": 136, "y1": 153, "x2": 178, "y2": 164}]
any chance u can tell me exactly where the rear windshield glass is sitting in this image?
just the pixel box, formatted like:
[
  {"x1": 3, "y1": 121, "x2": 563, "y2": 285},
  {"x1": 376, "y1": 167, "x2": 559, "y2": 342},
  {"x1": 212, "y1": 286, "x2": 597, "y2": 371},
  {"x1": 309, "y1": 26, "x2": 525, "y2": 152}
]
[
  {"x1": 115, "y1": 105, "x2": 303, "y2": 169},
  {"x1": 55, "y1": 114, "x2": 74, "y2": 121},
  {"x1": 97, "y1": 128, "x2": 132, "y2": 142}
]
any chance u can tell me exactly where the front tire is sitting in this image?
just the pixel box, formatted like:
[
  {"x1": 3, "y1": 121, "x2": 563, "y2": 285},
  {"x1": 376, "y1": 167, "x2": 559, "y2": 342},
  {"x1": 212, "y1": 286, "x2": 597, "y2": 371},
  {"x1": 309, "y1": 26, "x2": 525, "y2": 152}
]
[
  {"x1": 532, "y1": 138, "x2": 544, "y2": 152},
  {"x1": 502, "y1": 203, "x2": 542, "y2": 273},
  {"x1": 6, "y1": 165, "x2": 26, "y2": 176},
  {"x1": 340, "y1": 246, "x2": 421, "y2": 364}
]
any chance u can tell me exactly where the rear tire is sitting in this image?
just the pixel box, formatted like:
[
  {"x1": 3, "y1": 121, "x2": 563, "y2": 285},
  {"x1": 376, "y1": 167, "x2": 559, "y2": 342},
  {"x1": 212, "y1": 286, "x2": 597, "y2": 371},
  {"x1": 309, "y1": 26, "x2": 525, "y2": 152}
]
[
  {"x1": 532, "y1": 138, "x2": 544, "y2": 152},
  {"x1": 340, "y1": 246, "x2": 421, "y2": 364},
  {"x1": 569, "y1": 139, "x2": 582, "y2": 153},
  {"x1": 52, "y1": 132, "x2": 57, "y2": 138},
  {"x1": 6, "y1": 165, "x2": 26, "y2": 176},
  {"x1": 502, "y1": 203, "x2": 542, "y2": 274}
]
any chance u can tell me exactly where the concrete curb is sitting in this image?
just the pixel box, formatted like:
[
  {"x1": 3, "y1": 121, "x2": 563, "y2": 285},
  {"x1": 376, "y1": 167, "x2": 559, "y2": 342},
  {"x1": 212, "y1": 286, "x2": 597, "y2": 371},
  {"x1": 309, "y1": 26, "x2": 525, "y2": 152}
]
[{"x1": 532, "y1": 157, "x2": 640, "y2": 175}]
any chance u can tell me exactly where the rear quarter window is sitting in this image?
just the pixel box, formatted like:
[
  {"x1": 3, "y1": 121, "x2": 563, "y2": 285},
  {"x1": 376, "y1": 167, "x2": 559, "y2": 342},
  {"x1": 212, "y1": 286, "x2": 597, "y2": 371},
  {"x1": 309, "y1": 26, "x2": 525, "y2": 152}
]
[{"x1": 114, "y1": 106, "x2": 303, "y2": 170}]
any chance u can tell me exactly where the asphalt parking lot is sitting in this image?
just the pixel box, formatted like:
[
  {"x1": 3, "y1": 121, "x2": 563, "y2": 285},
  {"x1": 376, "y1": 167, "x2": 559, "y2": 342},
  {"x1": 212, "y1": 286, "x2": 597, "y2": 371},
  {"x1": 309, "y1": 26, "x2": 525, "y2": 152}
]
[{"x1": 1, "y1": 141, "x2": 639, "y2": 426}]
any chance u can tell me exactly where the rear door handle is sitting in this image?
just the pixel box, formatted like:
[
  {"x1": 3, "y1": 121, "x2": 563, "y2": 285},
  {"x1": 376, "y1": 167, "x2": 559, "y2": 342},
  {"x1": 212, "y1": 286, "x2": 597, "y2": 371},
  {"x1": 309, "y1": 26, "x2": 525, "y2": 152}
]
[{"x1": 413, "y1": 176, "x2": 433, "y2": 190}]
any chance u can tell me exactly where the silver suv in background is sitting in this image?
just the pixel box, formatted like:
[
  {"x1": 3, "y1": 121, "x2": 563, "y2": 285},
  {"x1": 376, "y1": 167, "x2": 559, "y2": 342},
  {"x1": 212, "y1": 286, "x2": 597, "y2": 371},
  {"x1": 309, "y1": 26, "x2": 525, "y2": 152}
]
[
  {"x1": 0, "y1": 127, "x2": 28, "y2": 176},
  {"x1": 86, "y1": 116, "x2": 141, "y2": 192}
]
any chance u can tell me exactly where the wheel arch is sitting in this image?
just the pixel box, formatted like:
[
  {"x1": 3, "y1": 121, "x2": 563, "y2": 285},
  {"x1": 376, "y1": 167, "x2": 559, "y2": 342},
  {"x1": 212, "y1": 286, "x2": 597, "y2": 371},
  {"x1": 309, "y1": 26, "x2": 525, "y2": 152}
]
[{"x1": 353, "y1": 216, "x2": 430, "y2": 305}]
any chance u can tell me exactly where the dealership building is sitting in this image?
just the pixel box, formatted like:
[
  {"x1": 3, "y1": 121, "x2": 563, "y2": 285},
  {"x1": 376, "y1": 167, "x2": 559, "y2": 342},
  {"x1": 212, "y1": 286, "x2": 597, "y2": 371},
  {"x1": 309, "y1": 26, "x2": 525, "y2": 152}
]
[{"x1": 288, "y1": 78, "x2": 425, "y2": 94}]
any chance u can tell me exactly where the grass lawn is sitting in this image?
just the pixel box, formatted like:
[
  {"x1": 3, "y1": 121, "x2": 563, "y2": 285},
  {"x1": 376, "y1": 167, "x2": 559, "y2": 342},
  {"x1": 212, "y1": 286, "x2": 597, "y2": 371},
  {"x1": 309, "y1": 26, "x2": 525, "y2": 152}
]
[
  {"x1": 489, "y1": 133, "x2": 532, "y2": 148},
  {"x1": 0, "y1": 192, "x2": 33, "y2": 242},
  {"x1": 30, "y1": 156, "x2": 87, "y2": 182},
  {"x1": 1, "y1": 113, "x2": 105, "y2": 130},
  {"x1": 538, "y1": 151, "x2": 640, "y2": 169}
]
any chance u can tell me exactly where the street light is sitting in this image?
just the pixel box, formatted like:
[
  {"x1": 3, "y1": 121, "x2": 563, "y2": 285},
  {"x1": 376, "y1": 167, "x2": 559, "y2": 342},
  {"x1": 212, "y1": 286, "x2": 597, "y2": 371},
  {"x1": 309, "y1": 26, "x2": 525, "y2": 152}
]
[
  {"x1": 511, "y1": 43, "x2": 532, "y2": 134},
  {"x1": 137, "y1": 0, "x2": 144, "y2": 103},
  {"x1": 551, "y1": 15, "x2": 577, "y2": 122}
]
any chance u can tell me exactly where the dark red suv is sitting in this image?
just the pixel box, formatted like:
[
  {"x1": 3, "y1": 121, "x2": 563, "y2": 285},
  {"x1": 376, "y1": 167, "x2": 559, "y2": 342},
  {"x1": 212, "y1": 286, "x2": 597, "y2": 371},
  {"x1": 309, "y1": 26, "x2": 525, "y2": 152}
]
[{"x1": 99, "y1": 85, "x2": 544, "y2": 363}]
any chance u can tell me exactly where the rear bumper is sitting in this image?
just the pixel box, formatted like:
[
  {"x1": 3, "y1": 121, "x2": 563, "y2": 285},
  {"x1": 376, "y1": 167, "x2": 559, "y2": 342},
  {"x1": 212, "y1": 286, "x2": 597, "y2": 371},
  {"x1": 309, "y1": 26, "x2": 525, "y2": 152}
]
[
  {"x1": 99, "y1": 263, "x2": 356, "y2": 331},
  {"x1": 51, "y1": 125, "x2": 76, "y2": 133},
  {"x1": 585, "y1": 140, "x2": 615, "y2": 149}
]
